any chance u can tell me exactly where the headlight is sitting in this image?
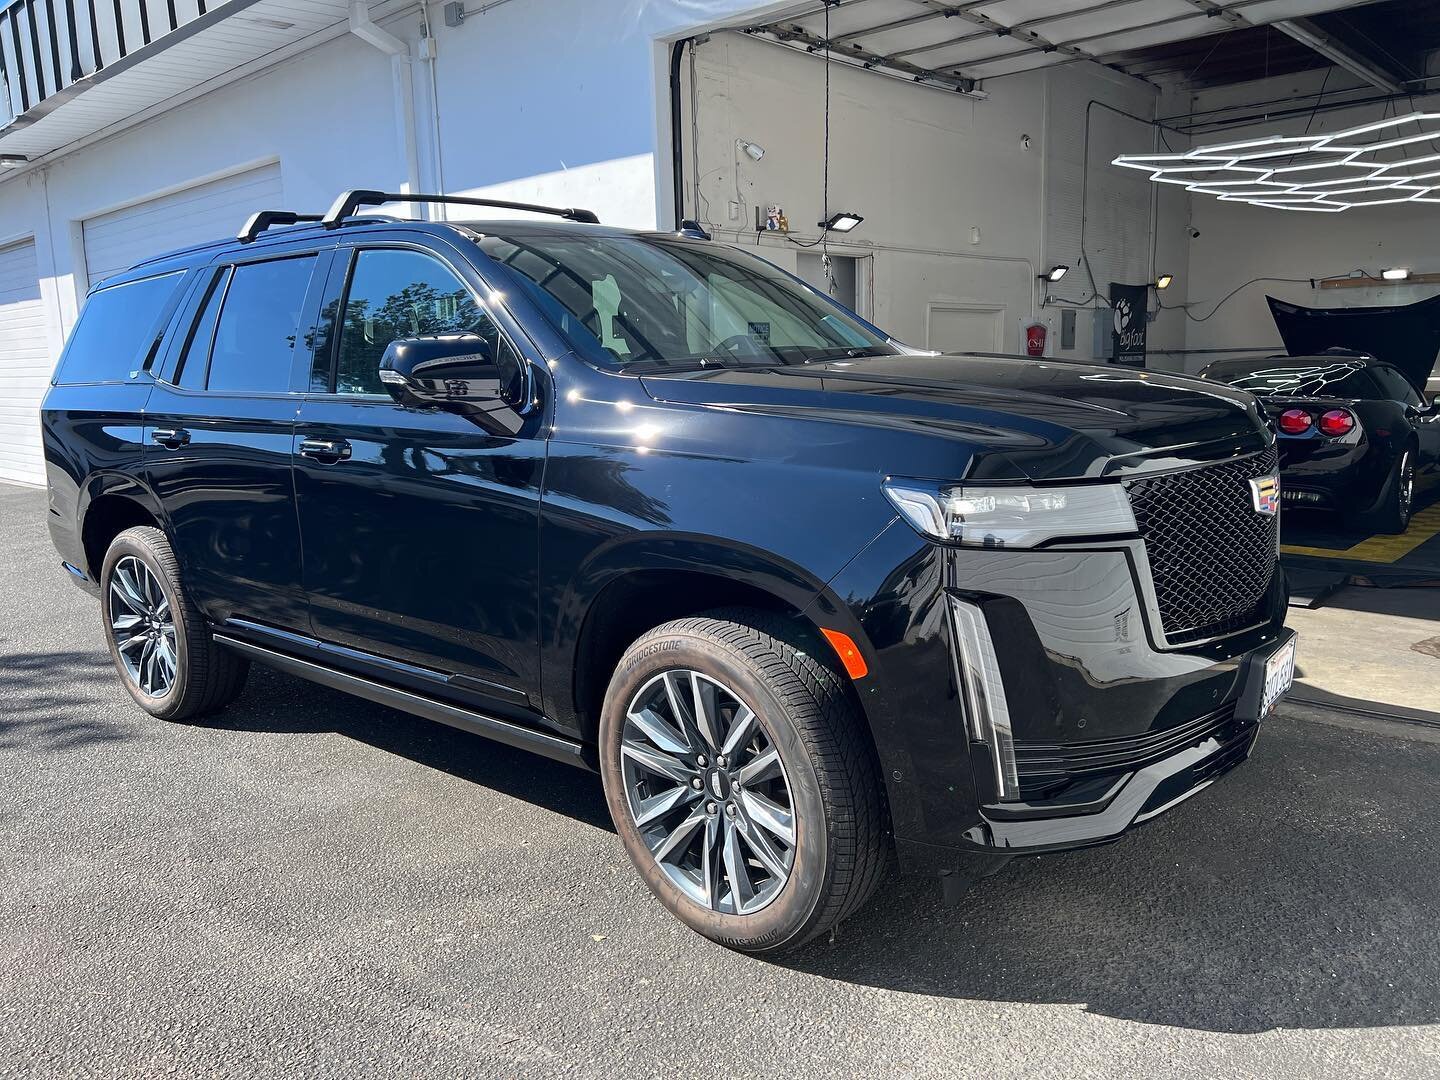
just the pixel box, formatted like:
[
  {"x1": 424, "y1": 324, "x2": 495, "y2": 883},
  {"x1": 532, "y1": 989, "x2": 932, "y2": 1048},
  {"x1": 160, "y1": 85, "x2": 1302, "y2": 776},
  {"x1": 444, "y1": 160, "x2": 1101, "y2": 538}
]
[{"x1": 882, "y1": 478, "x2": 1136, "y2": 548}]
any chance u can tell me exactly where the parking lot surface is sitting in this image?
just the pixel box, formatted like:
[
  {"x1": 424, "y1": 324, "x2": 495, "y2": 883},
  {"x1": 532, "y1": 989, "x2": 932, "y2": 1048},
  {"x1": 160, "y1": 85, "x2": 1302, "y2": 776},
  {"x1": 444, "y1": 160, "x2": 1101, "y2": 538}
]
[{"x1": 2, "y1": 481, "x2": 1438, "y2": 1079}]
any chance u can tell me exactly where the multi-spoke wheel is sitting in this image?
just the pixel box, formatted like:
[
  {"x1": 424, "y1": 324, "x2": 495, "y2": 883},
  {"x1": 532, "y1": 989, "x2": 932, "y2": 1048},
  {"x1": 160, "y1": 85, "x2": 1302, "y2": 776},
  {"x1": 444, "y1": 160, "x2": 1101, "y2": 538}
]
[
  {"x1": 600, "y1": 609, "x2": 885, "y2": 954},
  {"x1": 99, "y1": 526, "x2": 249, "y2": 721},
  {"x1": 108, "y1": 555, "x2": 178, "y2": 698},
  {"x1": 621, "y1": 669, "x2": 796, "y2": 915}
]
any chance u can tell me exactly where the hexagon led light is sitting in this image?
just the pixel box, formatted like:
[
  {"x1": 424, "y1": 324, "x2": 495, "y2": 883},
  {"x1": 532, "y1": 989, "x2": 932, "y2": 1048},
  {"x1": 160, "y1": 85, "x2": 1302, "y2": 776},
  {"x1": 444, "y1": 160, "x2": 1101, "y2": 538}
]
[{"x1": 1112, "y1": 112, "x2": 1440, "y2": 213}]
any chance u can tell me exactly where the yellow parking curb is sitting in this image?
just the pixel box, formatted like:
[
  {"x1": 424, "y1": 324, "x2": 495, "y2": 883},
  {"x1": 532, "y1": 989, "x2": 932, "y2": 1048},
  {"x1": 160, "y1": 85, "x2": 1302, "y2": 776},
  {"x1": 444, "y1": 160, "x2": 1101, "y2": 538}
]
[{"x1": 1281, "y1": 503, "x2": 1440, "y2": 564}]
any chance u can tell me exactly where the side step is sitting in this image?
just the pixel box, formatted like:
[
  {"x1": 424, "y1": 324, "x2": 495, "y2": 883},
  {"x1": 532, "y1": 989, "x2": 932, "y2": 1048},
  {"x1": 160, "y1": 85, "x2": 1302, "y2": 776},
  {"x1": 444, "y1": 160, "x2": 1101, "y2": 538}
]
[{"x1": 213, "y1": 634, "x2": 591, "y2": 770}]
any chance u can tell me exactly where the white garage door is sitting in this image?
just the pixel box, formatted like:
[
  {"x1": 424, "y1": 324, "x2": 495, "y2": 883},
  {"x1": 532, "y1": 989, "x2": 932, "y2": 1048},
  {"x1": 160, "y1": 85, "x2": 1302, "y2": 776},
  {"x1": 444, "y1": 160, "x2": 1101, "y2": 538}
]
[
  {"x1": 82, "y1": 164, "x2": 284, "y2": 286},
  {"x1": 0, "y1": 239, "x2": 50, "y2": 486}
]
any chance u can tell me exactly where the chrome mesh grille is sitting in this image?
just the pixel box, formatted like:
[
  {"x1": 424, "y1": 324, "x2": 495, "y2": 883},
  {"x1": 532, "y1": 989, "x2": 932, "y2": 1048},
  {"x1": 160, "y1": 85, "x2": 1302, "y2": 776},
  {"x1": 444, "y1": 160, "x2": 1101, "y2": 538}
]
[{"x1": 1125, "y1": 448, "x2": 1279, "y2": 645}]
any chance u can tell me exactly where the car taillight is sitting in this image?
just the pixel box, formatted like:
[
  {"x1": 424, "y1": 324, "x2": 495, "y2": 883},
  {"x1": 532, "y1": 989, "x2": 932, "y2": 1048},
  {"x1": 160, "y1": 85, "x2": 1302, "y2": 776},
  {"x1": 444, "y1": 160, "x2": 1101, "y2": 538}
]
[
  {"x1": 1277, "y1": 408, "x2": 1313, "y2": 435},
  {"x1": 1317, "y1": 409, "x2": 1356, "y2": 437}
]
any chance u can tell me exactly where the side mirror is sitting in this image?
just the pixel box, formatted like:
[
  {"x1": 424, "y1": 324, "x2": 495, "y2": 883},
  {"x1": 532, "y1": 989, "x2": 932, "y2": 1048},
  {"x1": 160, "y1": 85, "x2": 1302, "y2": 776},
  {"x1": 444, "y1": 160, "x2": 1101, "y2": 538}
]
[{"x1": 378, "y1": 333, "x2": 530, "y2": 430}]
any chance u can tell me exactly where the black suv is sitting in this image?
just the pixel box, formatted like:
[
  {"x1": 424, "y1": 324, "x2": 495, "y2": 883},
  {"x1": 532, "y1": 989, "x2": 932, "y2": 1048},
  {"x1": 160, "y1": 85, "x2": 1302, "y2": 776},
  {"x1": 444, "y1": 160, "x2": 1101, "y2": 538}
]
[{"x1": 41, "y1": 191, "x2": 1297, "y2": 954}]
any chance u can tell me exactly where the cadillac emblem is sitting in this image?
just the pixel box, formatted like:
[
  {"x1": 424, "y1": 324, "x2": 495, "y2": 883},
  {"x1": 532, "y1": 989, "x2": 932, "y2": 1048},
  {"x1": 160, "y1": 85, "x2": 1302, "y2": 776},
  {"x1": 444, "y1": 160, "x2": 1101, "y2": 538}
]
[{"x1": 1249, "y1": 475, "x2": 1280, "y2": 516}]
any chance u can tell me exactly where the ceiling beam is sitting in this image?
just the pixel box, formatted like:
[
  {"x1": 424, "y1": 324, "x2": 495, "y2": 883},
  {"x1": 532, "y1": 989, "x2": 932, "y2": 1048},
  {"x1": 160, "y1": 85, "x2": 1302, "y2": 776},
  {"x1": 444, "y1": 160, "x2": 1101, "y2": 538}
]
[{"x1": 1273, "y1": 17, "x2": 1406, "y2": 94}]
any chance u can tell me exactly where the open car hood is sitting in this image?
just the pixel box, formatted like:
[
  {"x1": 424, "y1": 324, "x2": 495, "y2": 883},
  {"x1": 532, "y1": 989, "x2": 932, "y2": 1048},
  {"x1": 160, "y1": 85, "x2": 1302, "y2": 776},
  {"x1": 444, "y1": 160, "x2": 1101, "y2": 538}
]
[{"x1": 1268, "y1": 294, "x2": 1440, "y2": 393}]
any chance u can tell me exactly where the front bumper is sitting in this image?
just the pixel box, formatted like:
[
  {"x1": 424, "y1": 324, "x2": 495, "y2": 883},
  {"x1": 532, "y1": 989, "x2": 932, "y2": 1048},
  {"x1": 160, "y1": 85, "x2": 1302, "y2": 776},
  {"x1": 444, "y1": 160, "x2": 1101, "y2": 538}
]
[{"x1": 820, "y1": 522, "x2": 1294, "y2": 877}]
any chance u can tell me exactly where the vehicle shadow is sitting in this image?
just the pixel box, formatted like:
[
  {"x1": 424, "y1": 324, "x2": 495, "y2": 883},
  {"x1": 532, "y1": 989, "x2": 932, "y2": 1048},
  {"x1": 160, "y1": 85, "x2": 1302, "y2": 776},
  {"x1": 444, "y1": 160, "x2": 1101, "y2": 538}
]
[
  {"x1": 776, "y1": 711, "x2": 1440, "y2": 1034},
  {"x1": 192, "y1": 664, "x2": 615, "y2": 832}
]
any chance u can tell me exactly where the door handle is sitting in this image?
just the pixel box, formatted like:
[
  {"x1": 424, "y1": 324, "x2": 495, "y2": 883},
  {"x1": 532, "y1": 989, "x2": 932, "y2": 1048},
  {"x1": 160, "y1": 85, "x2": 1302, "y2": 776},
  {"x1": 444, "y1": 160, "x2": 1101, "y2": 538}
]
[
  {"x1": 299, "y1": 437, "x2": 352, "y2": 463},
  {"x1": 150, "y1": 427, "x2": 190, "y2": 449}
]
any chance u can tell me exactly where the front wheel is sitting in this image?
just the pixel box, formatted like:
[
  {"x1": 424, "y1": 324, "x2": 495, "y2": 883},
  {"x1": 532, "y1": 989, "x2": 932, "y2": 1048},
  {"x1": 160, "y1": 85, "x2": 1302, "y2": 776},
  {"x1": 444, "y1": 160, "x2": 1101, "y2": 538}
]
[
  {"x1": 599, "y1": 610, "x2": 884, "y2": 954},
  {"x1": 99, "y1": 526, "x2": 250, "y2": 721}
]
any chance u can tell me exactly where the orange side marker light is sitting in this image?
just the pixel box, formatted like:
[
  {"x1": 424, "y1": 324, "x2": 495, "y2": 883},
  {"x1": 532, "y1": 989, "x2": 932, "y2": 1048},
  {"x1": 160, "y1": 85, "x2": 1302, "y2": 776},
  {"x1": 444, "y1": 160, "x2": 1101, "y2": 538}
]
[{"x1": 820, "y1": 628, "x2": 869, "y2": 680}]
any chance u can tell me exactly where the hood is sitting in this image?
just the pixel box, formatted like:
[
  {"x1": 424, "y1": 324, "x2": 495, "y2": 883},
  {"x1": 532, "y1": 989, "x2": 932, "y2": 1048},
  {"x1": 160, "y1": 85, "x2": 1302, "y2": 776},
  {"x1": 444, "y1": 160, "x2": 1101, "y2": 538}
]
[
  {"x1": 639, "y1": 353, "x2": 1268, "y2": 482},
  {"x1": 1268, "y1": 294, "x2": 1440, "y2": 394}
]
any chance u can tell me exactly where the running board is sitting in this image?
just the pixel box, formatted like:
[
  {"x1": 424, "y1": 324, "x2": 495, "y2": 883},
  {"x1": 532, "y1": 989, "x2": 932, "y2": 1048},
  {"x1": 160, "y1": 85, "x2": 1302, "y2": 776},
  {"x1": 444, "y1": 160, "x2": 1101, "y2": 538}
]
[{"x1": 213, "y1": 634, "x2": 591, "y2": 770}]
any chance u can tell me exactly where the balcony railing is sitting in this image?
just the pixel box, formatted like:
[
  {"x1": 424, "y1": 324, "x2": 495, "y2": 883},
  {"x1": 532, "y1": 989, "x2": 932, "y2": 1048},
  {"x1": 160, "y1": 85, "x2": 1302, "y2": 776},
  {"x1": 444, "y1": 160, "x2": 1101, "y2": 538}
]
[{"x1": 0, "y1": 0, "x2": 211, "y2": 127}]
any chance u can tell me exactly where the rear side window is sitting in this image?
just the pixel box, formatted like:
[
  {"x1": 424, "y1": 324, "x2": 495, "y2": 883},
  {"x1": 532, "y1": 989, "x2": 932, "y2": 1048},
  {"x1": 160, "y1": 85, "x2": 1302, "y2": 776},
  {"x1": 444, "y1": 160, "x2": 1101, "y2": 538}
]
[
  {"x1": 53, "y1": 271, "x2": 184, "y2": 384},
  {"x1": 204, "y1": 256, "x2": 316, "y2": 393}
]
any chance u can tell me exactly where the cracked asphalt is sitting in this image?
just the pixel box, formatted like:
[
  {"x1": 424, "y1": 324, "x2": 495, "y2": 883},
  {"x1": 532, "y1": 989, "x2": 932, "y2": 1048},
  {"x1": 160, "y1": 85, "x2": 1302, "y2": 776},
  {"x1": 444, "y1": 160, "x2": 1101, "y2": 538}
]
[{"x1": 2, "y1": 481, "x2": 1438, "y2": 1079}]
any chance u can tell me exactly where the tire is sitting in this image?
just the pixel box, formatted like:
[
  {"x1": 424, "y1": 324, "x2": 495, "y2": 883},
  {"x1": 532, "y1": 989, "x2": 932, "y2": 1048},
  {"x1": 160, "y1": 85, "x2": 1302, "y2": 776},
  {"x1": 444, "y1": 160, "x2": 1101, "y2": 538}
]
[
  {"x1": 599, "y1": 608, "x2": 884, "y2": 954},
  {"x1": 99, "y1": 526, "x2": 250, "y2": 721},
  {"x1": 1357, "y1": 448, "x2": 1415, "y2": 535}
]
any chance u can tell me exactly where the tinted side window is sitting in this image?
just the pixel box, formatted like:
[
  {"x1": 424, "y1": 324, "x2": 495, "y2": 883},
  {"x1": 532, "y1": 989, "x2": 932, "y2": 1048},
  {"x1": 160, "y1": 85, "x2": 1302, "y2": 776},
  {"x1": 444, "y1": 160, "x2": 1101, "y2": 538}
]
[
  {"x1": 175, "y1": 268, "x2": 229, "y2": 390},
  {"x1": 1372, "y1": 365, "x2": 1422, "y2": 406},
  {"x1": 334, "y1": 249, "x2": 488, "y2": 395},
  {"x1": 53, "y1": 271, "x2": 184, "y2": 384},
  {"x1": 205, "y1": 256, "x2": 316, "y2": 393}
]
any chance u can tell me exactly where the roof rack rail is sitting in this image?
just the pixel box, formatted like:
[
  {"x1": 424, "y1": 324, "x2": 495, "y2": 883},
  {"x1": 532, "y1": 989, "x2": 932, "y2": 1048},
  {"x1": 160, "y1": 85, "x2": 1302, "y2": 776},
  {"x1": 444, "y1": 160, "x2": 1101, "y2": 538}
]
[
  {"x1": 238, "y1": 210, "x2": 324, "y2": 243},
  {"x1": 321, "y1": 189, "x2": 601, "y2": 229}
]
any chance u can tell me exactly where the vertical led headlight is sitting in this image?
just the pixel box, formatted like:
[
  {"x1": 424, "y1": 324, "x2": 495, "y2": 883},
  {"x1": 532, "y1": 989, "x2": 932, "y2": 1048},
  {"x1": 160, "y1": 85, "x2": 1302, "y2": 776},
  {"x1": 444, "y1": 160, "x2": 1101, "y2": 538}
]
[{"x1": 948, "y1": 597, "x2": 1019, "y2": 801}]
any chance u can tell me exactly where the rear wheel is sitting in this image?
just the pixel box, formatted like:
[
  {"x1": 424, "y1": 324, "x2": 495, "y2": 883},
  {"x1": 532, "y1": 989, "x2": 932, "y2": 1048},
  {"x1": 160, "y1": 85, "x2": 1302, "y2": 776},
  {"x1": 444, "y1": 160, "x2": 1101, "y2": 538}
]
[
  {"x1": 100, "y1": 526, "x2": 249, "y2": 721},
  {"x1": 1359, "y1": 448, "x2": 1415, "y2": 535},
  {"x1": 599, "y1": 609, "x2": 884, "y2": 954}
]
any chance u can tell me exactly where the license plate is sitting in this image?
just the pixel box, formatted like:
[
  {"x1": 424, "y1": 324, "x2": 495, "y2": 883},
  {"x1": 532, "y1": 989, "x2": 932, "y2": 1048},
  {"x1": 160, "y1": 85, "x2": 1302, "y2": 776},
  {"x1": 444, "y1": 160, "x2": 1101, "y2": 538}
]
[{"x1": 1261, "y1": 637, "x2": 1297, "y2": 717}]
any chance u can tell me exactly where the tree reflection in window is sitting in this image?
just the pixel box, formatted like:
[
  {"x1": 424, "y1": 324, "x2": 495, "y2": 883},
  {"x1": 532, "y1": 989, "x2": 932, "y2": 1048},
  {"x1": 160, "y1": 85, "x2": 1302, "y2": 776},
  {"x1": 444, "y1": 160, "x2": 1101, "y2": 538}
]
[{"x1": 336, "y1": 250, "x2": 492, "y2": 395}]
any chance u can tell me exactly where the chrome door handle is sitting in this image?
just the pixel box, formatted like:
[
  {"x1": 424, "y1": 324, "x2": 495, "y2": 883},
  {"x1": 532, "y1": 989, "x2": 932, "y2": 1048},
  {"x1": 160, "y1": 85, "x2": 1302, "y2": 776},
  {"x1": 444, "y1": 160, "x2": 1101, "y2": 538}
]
[
  {"x1": 299, "y1": 437, "x2": 352, "y2": 463},
  {"x1": 150, "y1": 427, "x2": 190, "y2": 449}
]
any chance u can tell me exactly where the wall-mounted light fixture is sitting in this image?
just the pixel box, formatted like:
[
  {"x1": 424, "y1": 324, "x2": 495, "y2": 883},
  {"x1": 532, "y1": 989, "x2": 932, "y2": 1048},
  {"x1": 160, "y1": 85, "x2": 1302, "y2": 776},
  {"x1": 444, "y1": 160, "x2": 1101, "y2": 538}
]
[
  {"x1": 1155, "y1": 273, "x2": 1174, "y2": 290},
  {"x1": 819, "y1": 211, "x2": 864, "y2": 233},
  {"x1": 0, "y1": 154, "x2": 28, "y2": 169},
  {"x1": 1381, "y1": 267, "x2": 1411, "y2": 281},
  {"x1": 1039, "y1": 264, "x2": 1069, "y2": 283}
]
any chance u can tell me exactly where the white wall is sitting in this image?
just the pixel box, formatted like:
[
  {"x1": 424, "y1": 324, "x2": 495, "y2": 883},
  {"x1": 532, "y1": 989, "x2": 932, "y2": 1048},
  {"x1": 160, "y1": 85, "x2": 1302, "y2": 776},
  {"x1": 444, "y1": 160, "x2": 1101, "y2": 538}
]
[
  {"x1": 1182, "y1": 72, "x2": 1440, "y2": 367},
  {"x1": 679, "y1": 31, "x2": 1189, "y2": 359},
  {"x1": 0, "y1": 0, "x2": 1192, "y2": 373}
]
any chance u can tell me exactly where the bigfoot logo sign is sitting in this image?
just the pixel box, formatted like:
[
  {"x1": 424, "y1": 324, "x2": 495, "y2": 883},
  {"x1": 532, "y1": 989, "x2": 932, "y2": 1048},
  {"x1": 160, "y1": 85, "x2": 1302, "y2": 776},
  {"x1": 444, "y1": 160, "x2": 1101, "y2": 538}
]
[{"x1": 1109, "y1": 283, "x2": 1147, "y2": 367}]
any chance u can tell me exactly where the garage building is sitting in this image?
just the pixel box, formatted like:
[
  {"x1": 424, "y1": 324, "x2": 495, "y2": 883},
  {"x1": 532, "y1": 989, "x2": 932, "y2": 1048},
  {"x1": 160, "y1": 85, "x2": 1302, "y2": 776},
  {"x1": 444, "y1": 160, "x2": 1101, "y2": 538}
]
[{"x1": 0, "y1": 0, "x2": 1435, "y2": 485}]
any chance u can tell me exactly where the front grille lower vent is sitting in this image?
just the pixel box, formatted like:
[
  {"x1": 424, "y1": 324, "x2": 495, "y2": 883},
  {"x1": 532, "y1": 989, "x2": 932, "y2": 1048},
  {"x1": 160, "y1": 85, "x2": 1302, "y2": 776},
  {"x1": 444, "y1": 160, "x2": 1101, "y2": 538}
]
[{"x1": 1125, "y1": 448, "x2": 1279, "y2": 645}]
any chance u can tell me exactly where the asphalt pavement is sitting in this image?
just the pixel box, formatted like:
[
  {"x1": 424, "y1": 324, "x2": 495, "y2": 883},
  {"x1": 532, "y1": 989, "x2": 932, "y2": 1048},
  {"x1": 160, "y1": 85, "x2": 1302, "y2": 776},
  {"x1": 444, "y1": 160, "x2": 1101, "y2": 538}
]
[{"x1": 2, "y1": 481, "x2": 1438, "y2": 1079}]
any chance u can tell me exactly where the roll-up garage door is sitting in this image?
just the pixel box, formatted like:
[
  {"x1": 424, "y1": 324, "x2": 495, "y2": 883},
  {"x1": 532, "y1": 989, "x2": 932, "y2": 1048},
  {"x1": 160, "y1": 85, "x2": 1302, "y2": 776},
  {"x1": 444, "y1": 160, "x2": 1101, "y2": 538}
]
[
  {"x1": 82, "y1": 163, "x2": 283, "y2": 286},
  {"x1": 0, "y1": 239, "x2": 49, "y2": 486}
]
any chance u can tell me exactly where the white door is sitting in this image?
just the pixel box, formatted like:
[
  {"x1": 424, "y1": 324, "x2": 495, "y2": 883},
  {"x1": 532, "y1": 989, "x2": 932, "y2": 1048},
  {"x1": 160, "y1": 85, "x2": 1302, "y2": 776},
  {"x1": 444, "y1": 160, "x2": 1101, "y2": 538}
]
[
  {"x1": 0, "y1": 239, "x2": 49, "y2": 486},
  {"x1": 927, "y1": 303, "x2": 1005, "y2": 354},
  {"x1": 82, "y1": 164, "x2": 284, "y2": 286}
]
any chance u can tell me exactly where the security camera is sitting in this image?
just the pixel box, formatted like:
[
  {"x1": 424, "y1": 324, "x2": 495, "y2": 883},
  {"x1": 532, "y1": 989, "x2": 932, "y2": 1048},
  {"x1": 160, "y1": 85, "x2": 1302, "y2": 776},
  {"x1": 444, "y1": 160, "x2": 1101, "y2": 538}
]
[
  {"x1": 1186, "y1": 226, "x2": 1200, "y2": 239},
  {"x1": 737, "y1": 139, "x2": 765, "y2": 162}
]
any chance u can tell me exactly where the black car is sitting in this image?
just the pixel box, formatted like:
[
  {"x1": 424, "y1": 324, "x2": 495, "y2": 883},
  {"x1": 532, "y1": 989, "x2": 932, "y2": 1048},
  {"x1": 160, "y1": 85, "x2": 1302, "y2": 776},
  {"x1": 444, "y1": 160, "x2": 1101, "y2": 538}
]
[
  {"x1": 40, "y1": 191, "x2": 1297, "y2": 954},
  {"x1": 1198, "y1": 350, "x2": 1440, "y2": 533}
]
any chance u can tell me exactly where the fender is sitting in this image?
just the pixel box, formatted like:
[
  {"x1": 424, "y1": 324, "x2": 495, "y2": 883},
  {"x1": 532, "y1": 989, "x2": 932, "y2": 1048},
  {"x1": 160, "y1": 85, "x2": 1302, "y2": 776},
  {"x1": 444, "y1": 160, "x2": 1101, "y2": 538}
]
[
  {"x1": 74, "y1": 471, "x2": 171, "y2": 582},
  {"x1": 540, "y1": 525, "x2": 897, "y2": 741}
]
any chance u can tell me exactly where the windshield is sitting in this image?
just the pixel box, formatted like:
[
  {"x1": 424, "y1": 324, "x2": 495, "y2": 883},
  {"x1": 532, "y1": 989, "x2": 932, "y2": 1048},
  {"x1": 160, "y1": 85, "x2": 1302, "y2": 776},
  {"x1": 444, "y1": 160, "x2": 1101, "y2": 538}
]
[
  {"x1": 1199, "y1": 358, "x2": 1377, "y2": 398},
  {"x1": 475, "y1": 232, "x2": 895, "y2": 371}
]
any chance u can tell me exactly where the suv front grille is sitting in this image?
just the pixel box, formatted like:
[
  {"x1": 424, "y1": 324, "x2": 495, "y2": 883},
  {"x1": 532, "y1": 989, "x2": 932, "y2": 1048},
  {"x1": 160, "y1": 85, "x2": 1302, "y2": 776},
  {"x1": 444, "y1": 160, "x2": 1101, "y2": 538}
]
[{"x1": 1125, "y1": 447, "x2": 1279, "y2": 645}]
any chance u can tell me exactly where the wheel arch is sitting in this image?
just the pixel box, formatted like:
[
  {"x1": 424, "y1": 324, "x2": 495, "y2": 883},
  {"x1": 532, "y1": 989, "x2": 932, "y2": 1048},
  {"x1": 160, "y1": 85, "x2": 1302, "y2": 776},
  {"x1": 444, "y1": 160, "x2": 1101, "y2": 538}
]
[
  {"x1": 78, "y1": 473, "x2": 167, "y2": 582},
  {"x1": 559, "y1": 535, "x2": 872, "y2": 750}
]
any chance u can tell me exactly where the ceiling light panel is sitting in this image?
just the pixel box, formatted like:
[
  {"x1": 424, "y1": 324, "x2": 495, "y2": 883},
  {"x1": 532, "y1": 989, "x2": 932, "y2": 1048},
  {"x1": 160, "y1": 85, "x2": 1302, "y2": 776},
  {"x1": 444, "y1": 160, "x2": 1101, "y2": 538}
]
[{"x1": 1113, "y1": 112, "x2": 1440, "y2": 212}]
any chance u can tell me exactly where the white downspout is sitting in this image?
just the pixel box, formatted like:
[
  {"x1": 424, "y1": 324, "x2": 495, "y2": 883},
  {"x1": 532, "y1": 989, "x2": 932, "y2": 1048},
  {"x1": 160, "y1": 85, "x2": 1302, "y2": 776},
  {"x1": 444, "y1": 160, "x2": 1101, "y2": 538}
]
[{"x1": 349, "y1": 0, "x2": 424, "y2": 217}]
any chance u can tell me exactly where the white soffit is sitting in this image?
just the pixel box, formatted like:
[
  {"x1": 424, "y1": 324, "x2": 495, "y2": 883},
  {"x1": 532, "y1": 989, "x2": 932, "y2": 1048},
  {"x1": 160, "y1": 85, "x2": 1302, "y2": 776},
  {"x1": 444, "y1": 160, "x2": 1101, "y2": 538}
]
[
  {"x1": 747, "y1": 0, "x2": 1390, "y2": 88},
  {"x1": 0, "y1": 0, "x2": 359, "y2": 160}
]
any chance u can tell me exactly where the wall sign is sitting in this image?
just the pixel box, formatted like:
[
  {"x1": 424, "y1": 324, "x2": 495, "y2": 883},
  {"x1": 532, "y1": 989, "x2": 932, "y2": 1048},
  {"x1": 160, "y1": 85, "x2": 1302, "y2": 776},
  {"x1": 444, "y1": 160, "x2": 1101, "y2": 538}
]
[{"x1": 1109, "y1": 283, "x2": 1147, "y2": 366}]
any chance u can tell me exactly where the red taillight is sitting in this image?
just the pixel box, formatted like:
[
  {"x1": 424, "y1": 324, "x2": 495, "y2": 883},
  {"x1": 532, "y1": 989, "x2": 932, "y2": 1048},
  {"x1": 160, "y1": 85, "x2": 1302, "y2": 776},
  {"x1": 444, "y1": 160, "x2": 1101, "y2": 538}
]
[
  {"x1": 1317, "y1": 409, "x2": 1356, "y2": 437},
  {"x1": 1277, "y1": 408, "x2": 1313, "y2": 435}
]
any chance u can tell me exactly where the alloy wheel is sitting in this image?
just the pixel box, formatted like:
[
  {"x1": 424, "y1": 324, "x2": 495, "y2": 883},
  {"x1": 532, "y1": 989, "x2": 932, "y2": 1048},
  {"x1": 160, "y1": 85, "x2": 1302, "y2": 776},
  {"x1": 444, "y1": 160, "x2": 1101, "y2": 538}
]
[
  {"x1": 108, "y1": 555, "x2": 177, "y2": 698},
  {"x1": 620, "y1": 669, "x2": 796, "y2": 915},
  {"x1": 1399, "y1": 451, "x2": 1414, "y2": 522}
]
